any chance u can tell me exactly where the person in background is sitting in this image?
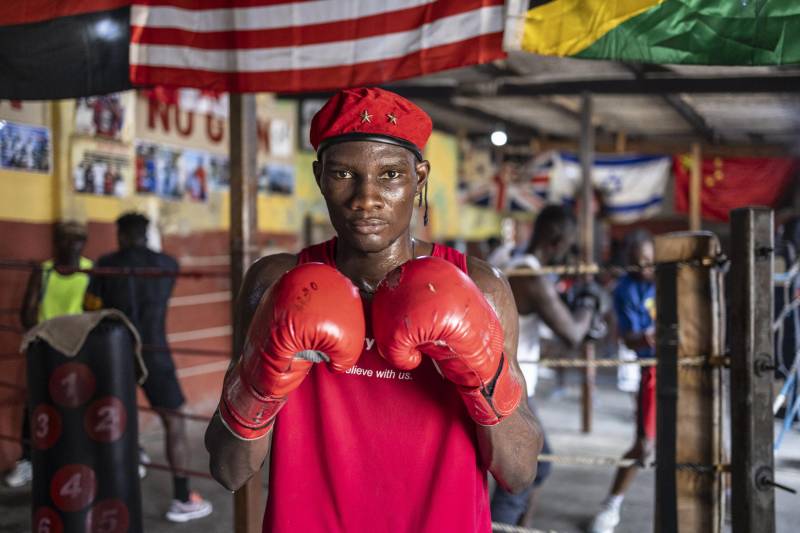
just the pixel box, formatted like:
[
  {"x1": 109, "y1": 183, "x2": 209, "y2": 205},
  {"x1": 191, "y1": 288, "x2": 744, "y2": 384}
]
[
  {"x1": 5, "y1": 222, "x2": 92, "y2": 487},
  {"x1": 590, "y1": 229, "x2": 656, "y2": 533},
  {"x1": 491, "y1": 205, "x2": 606, "y2": 527},
  {"x1": 84, "y1": 213, "x2": 212, "y2": 523}
]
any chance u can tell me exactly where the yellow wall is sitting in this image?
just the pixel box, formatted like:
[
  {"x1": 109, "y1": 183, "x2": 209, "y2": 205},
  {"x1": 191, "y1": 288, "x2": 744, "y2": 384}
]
[
  {"x1": 0, "y1": 96, "x2": 500, "y2": 242},
  {"x1": 424, "y1": 131, "x2": 501, "y2": 240}
]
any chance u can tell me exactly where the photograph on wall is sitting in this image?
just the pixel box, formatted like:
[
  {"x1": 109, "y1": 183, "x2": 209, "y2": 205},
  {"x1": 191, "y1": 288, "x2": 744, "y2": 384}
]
[
  {"x1": 135, "y1": 141, "x2": 183, "y2": 200},
  {"x1": 208, "y1": 154, "x2": 230, "y2": 191},
  {"x1": 75, "y1": 93, "x2": 132, "y2": 141},
  {"x1": 299, "y1": 99, "x2": 325, "y2": 151},
  {"x1": 71, "y1": 140, "x2": 130, "y2": 197},
  {"x1": 181, "y1": 149, "x2": 211, "y2": 202},
  {"x1": 0, "y1": 121, "x2": 51, "y2": 173},
  {"x1": 258, "y1": 162, "x2": 295, "y2": 195}
]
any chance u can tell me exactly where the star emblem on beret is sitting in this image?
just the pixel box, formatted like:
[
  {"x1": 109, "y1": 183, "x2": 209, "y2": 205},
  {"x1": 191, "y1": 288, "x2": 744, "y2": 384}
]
[
  {"x1": 386, "y1": 113, "x2": 398, "y2": 125},
  {"x1": 360, "y1": 110, "x2": 372, "y2": 123}
]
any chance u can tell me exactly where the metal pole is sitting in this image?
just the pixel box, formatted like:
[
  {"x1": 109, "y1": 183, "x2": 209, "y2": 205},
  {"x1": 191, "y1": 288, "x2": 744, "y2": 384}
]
[
  {"x1": 654, "y1": 262, "x2": 679, "y2": 533},
  {"x1": 689, "y1": 142, "x2": 702, "y2": 231},
  {"x1": 579, "y1": 92, "x2": 595, "y2": 434},
  {"x1": 730, "y1": 207, "x2": 775, "y2": 533},
  {"x1": 229, "y1": 93, "x2": 261, "y2": 533}
]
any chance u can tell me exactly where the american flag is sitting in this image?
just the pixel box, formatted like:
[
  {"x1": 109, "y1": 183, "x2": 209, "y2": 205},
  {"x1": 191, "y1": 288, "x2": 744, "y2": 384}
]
[{"x1": 130, "y1": 0, "x2": 506, "y2": 93}]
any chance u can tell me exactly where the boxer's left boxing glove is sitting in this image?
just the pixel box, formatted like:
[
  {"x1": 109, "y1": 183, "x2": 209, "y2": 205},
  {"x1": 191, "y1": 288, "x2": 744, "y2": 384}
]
[
  {"x1": 372, "y1": 256, "x2": 522, "y2": 426},
  {"x1": 219, "y1": 262, "x2": 365, "y2": 439}
]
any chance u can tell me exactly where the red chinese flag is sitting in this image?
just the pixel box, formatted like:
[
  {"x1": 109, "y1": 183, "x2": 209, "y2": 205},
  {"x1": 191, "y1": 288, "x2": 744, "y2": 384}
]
[{"x1": 674, "y1": 155, "x2": 798, "y2": 222}]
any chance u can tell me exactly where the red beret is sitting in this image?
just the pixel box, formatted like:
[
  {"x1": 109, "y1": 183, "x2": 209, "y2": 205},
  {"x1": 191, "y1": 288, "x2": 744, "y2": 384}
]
[{"x1": 310, "y1": 87, "x2": 433, "y2": 160}]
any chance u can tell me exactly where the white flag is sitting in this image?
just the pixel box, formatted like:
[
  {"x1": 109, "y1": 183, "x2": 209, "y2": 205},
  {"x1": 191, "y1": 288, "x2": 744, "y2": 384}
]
[{"x1": 548, "y1": 152, "x2": 671, "y2": 223}]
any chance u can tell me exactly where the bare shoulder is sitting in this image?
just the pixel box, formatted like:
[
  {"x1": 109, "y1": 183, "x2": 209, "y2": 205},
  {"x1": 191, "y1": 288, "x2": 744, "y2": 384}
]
[
  {"x1": 466, "y1": 256, "x2": 509, "y2": 297},
  {"x1": 239, "y1": 253, "x2": 297, "y2": 312}
]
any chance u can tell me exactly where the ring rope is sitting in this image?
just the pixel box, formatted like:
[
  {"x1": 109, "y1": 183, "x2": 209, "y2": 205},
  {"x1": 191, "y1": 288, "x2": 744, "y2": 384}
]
[
  {"x1": 492, "y1": 522, "x2": 554, "y2": 533},
  {"x1": 533, "y1": 356, "x2": 726, "y2": 369}
]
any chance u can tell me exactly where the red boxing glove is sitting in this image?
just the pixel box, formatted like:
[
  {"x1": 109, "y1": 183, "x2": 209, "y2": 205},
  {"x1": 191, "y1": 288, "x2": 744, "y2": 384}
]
[
  {"x1": 372, "y1": 256, "x2": 522, "y2": 425},
  {"x1": 220, "y1": 262, "x2": 365, "y2": 439}
]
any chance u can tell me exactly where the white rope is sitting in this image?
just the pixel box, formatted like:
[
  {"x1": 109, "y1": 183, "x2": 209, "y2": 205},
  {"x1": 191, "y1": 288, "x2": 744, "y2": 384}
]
[
  {"x1": 534, "y1": 356, "x2": 715, "y2": 369},
  {"x1": 492, "y1": 522, "x2": 556, "y2": 533},
  {"x1": 538, "y1": 453, "x2": 639, "y2": 468},
  {"x1": 506, "y1": 257, "x2": 725, "y2": 278}
]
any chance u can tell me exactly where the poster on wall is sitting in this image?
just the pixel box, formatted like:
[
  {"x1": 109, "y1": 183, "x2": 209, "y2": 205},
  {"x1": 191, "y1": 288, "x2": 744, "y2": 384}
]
[
  {"x1": 0, "y1": 121, "x2": 51, "y2": 173},
  {"x1": 207, "y1": 153, "x2": 229, "y2": 191},
  {"x1": 135, "y1": 141, "x2": 229, "y2": 201},
  {"x1": 74, "y1": 93, "x2": 131, "y2": 141},
  {"x1": 299, "y1": 99, "x2": 325, "y2": 151},
  {"x1": 135, "y1": 141, "x2": 183, "y2": 199},
  {"x1": 71, "y1": 139, "x2": 131, "y2": 197},
  {"x1": 269, "y1": 118, "x2": 293, "y2": 157},
  {"x1": 258, "y1": 163, "x2": 295, "y2": 195}
]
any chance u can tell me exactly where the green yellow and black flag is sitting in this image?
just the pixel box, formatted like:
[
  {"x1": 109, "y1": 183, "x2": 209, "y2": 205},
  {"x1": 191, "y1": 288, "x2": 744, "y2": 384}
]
[{"x1": 504, "y1": 0, "x2": 800, "y2": 65}]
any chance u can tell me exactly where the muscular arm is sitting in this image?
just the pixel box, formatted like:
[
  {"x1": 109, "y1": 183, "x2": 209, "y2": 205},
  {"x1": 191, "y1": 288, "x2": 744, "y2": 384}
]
[
  {"x1": 468, "y1": 258, "x2": 543, "y2": 493},
  {"x1": 509, "y1": 274, "x2": 592, "y2": 349},
  {"x1": 204, "y1": 253, "x2": 297, "y2": 491}
]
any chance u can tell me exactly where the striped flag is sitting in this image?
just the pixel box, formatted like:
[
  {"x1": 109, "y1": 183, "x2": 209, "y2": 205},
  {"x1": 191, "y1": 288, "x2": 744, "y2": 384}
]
[
  {"x1": 130, "y1": 0, "x2": 507, "y2": 93},
  {"x1": 548, "y1": 152, "x2": 671, "y2": 224},
  {"x1": 504, "y1": 0, "x2": 800, "y2": 65}
]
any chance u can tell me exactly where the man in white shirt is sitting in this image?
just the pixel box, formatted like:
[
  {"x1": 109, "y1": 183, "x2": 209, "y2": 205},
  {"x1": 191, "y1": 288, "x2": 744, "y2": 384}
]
[{"x1": 491, "y1": 205, "x2": 605, "y2": 527}]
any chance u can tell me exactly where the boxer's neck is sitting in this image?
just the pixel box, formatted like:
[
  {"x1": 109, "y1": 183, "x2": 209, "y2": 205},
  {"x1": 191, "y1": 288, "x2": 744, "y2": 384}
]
[{"x1": 335, "y1": 234, "x2": 416, "y2": 295}]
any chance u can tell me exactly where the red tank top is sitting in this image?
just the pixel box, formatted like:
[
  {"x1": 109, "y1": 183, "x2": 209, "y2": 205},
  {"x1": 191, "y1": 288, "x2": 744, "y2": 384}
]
[{"x1": 263, "y1": 238, "x2": 490, "y2": 533}]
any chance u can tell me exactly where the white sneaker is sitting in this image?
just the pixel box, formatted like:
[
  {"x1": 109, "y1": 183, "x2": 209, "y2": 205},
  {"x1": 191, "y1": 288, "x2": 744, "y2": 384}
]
[
  {"x1": 165, "y1": 492, "x2": 213, "y2": 523},
  {"x1": 138, "y1": 447, "x2": 150, "y2": 479},
  {"x1": 589, "y1": 504, "x2": 621, "y2": 533},
  {"x1": 4, "y1": 459, "x2": 32, "y2": 488}
]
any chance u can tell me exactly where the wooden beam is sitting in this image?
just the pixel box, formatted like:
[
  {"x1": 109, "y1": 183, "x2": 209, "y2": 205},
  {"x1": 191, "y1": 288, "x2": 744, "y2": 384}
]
[
  {"x1": 579, "y1": 92, "x2": 595, "y2": 434},
  {"x1": 730, "y1": 207, "x2": 776, "y2": 533},
  {"x1": 622, "y1": 63, "x2": 719, "y2": 143},
  {"x1": 689, "y1": 142, "x2": 702, "y2": 231},
  {"x1": 229, "y1": 93, "x2": 262, "y2": 533},
  {"x1": 497, "y1": 74, "x2": 800, "y2": 96},
  {"x1": 500, "y1": 138, "x2": 791, "y2": 158}
]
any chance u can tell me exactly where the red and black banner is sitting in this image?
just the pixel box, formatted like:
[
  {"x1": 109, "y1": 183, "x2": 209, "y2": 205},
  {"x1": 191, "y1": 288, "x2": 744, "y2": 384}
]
[{"x1": 0, "y1": 1, "x2": 132, "y2": 99}]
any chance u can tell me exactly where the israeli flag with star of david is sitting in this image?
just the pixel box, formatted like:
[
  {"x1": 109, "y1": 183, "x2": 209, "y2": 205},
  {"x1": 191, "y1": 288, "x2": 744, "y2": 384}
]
[{"x1": 548, "y1": 152, "x2": 671, "y2": 223}]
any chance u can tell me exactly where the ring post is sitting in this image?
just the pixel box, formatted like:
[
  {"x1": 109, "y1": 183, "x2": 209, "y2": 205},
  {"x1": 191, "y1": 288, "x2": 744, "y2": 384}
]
[{"x1": 730, "y1": 207, "x2": 775, "y2": 533}]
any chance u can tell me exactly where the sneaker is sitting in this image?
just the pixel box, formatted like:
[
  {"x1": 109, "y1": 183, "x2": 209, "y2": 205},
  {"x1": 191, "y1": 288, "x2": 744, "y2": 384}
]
[
  {"x1": 165, "y1": 491, "x2": 213, "y2": 523},
  {"x1": 4, "y1": 459, "x2": 32, "y2": 488},
  {"x1": 589, "y1": 504, "x2": 621, "y2": 533},
  {"x1": 138, "y1": 447, "x2": 150, "y2": 479}
]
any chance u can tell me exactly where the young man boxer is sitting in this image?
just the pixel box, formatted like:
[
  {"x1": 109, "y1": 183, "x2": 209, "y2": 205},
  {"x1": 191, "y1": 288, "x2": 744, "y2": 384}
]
[{"x1": 205, "y1": 87, "x2": 542, "y2": 532}]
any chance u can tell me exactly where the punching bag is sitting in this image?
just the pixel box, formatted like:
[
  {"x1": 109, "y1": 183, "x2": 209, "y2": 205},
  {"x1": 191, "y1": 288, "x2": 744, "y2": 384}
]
[{"x1": 26, "y1": 316, "x2": 142, "y2": 533}]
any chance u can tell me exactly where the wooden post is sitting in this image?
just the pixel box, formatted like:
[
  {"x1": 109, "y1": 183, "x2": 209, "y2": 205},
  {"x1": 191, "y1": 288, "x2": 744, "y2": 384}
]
[
  {"x1": 730, "y1": 207, "x2": 775, "y2": 533},
  {"x1": 689, "y1": 142, "x2": 702, "y2": 231},
  {"x1": 654, "y1": 232, "x2": 726, "y2": 533},
  {"x1": 654, "y1": 262, "x2": 679, "y2": 533},
  {"x1": 579, "y1": 92, "x2": 595, "y2": 434},
  {"x1": 229, "y1": 94, "x2": 261, "y2": 533}
]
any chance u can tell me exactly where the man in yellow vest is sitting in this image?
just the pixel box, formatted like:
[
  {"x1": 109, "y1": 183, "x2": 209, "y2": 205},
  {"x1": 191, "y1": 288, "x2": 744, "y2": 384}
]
[{"x1": 5, "y1": 221, "x2": 92, "y2": 487}]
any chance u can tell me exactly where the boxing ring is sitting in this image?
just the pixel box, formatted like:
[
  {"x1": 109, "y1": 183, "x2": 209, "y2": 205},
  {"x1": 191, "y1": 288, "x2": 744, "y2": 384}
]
[{"x1": 0, "y1": 208, "x2": 796, "y2": 532}]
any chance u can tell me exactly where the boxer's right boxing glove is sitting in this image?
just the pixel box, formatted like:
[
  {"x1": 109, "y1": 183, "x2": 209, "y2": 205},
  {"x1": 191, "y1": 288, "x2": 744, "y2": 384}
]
[{"x1": 219, "y1": 262, "x2": 365, "y2": 440}]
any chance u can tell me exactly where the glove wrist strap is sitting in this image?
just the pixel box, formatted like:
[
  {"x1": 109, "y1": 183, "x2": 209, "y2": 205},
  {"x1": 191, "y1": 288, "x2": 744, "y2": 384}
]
[
  {"x1": 458, "y1": 353, "x2": 522, "y2": 426},
  {"x1": 219, "y1": 361, "x2": 285, "y2": 440}
]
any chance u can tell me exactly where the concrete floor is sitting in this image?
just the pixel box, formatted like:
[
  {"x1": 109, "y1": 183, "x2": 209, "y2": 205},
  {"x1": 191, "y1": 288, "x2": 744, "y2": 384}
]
[{"x1": 2, "y1": 371, "x2": 799, "y2": 532}]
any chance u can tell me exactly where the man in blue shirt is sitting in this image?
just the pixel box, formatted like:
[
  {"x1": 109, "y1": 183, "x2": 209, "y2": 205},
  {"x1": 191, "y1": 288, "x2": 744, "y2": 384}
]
[{"x1": 590, "y1": 229, "x2": 655, "y2": 533}]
